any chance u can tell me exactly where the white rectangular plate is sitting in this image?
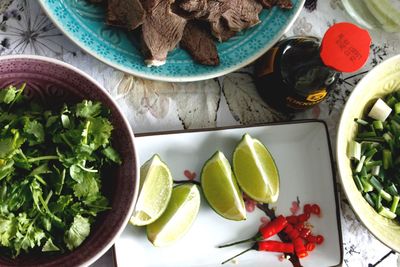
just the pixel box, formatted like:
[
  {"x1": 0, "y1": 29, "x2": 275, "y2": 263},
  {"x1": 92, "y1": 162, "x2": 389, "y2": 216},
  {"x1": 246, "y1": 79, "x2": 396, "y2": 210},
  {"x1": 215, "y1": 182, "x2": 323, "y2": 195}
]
[{"x1": 114, "y1": 121, "x2": 342, "y2": 267}]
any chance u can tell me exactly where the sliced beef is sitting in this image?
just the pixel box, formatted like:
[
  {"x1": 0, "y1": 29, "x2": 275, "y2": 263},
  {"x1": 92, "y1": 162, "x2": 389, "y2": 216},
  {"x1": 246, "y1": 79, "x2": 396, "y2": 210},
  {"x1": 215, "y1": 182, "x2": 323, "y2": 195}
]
[
  {"x1": 177, "y1": 0, "x2": 262, "y2": 42},
  {"x1": 141, "y1": 0, "x2": 187, "y2": 66},
  {"x1": 257, "y1": 0, "x2": 293, "y2": 9},
  {"x1": 106, "y1": 0, "x2": 145, "y2": 31},
  {"x1": 180, "y1": 21, "x2": 219, "y2": 66}
]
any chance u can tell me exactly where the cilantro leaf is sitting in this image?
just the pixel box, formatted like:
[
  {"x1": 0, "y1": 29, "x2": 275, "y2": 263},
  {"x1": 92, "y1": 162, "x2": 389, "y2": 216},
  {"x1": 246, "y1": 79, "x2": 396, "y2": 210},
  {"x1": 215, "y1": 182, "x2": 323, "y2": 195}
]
[
  {"x1": 42, "y1": 238, "x2": 60, "y2": 252},
  {"x1": 64, "y1": 215, "x2": 90, "y2": 250},
  {"x1": 0, "y1": 160, "x2": 14, "y2": 181},
  {"x1": 0, "y1": 215, "x2": 18, "y2": 247},
  {"x1": 72, "y1": 172, "x2": 100, "y2": 199},
  {"x1": 0, "y1": 87, "x2": 16, "y2": 104},
  {"x1": 88, "y1": 117, "x2": 113, "y2": 149},
  {"x1": 23, "y1": 120, "x2": 45, "y2": 145},
  {"x1": 102, "y1": 146, "x2": 122, "y2": 164},
  {"x1": 76, "y1": 100, "x2": 103, "y2": 119}
]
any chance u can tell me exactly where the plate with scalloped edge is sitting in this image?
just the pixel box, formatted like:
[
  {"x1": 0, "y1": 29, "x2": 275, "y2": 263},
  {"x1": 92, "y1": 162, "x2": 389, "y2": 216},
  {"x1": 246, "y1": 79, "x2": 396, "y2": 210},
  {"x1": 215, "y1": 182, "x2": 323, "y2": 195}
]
[
  {"x1": 113, "y1": 120, "x2": 343, "y2": 267},
  {"x1": 38, "y1": 0, "x2": 304, "y2": 82}
]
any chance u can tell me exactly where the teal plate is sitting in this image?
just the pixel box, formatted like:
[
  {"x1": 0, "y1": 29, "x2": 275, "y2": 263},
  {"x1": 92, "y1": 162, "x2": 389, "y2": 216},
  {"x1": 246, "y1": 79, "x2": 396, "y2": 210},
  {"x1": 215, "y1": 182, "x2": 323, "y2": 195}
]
[{"x1": 39, "y1": 0, "x2": 304, "y2": 82}]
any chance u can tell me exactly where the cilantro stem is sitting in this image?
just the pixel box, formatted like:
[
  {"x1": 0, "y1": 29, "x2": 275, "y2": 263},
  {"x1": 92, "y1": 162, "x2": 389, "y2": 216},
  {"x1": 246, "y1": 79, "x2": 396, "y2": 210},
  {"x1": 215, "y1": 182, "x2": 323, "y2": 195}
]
[
  {"x1": 34, "y1": 175, "x2": 47, "y2": 186},
  {"x1": 77, "y1": 164, "x2": 98, "y2": 173},
  {"x1": 28, "y1": 156, "x2": 59, "y2": 163}
]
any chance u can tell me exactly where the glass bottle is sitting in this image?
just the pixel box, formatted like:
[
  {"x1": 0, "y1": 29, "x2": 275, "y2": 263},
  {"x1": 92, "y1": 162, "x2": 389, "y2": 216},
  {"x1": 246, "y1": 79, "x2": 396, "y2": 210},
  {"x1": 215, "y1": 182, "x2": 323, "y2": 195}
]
[{"x1": 255, "y1": 22, "x2": 371, "y2": 113}]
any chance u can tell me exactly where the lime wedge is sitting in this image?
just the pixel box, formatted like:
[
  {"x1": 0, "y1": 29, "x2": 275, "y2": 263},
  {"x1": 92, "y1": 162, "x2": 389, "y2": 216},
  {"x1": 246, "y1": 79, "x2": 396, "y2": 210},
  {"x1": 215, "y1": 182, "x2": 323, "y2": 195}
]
[
  {"x1": 233, "y1": 134, "x2": 280, "y2": 203},
  {"x1": 147, "y1": 184, "x2": 201, "y2": 247},
  {"x1": 130, "y1": 154, "x2": 173, "y2": 226},
  {"x1": 201, "y1": 151, "x2": 246, "y2": 221}
]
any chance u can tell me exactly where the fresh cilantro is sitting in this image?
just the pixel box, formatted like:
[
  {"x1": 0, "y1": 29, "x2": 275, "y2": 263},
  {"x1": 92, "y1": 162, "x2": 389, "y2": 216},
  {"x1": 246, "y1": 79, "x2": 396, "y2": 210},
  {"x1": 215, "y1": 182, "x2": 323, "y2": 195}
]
[
  {"x1": 64, "y1": 215, "x2": 90, "y2": 250},
  {"x1": 0, "y1": 84, "x2": 121, "y2": 258},
  {"x1": 76, "y1": 100, "x2": 103, "y2": 119},
  {"x1": 0, "y1": 87, "x2": 16, "y2": 104}
]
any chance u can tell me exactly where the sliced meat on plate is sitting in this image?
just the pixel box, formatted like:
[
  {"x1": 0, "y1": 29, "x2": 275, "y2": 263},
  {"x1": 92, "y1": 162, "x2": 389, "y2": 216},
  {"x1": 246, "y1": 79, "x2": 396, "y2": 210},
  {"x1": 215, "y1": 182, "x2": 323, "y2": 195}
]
[
  {"x1": 180, "y1": 21, "x2": 220, "y2": 66},
  {"x1": 107, "y1": 0, "x2": 145, "y2": 30},
  {"x1": 141, "y1": 0, "x2": 187, "y2": 66}
]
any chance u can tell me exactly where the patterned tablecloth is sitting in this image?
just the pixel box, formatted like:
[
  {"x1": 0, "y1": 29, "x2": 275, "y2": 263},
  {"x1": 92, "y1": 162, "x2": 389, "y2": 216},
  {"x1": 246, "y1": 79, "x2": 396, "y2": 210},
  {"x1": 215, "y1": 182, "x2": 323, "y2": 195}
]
[{"x1": 1, "y1": 0, "x2": 400, "y2": 266}]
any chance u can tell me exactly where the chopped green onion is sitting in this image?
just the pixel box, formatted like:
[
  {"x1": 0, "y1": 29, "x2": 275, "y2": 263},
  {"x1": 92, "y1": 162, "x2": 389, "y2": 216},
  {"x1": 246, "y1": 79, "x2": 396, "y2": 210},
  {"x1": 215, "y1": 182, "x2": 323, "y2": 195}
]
[
  {"x1": 371, "y1": 165, "x2": 380, "y2": 176},
  {"x1": 357, "y1": 131, "x2": 377, "y2": 138},
  {"x1": 364, "y1": 147, "x2": 378, "y2": 158},
  {"x1": 353, "y1": 175, "x2": 363, "y2": 192},
  {"x1": 347, "y1": 141, "x2": 361, "y2": 161},
  {"x1": 391, "y1": 196, "x2": 400, "y2": 213},
  {"x1": 373, "y1": 120, "x2": 384, "y2": 131},
  {"x1": 365, "y1": 160, "x2": 382, "y2": 168},
  {"x1": 378, "y1": 206, "x2": 397, "y2": 219},
  {"x1": 383, "y1": 149, "x2": 393, "y2": 170},
  {"x1": 386, "y1": 184, "x2": 398, "y2": 196},
  {"x1": 364, "y1": 193, "x2": 375, "y2": 207},
  {"x1": 360, "y1": 166, "x2": 368, "y2": 178},
  {"x1": 355, "y1": 156, "x2": 366, "y2": 173},
  {"x1": 393, "y1": 114, "x2": 400, "y2": 124},
  {"x1": 369, "y1": 176, "x2": 392, "y2": 202},
  {"x1": 375, "y1": 193, "x2": 382, "y2": 210},
  {"x1": 361, "y1": 177, "x2": 373, "y2": 192},
  {"x1": 383, "y1": 132, "x2": 393, "y2": 142},
  {"x1": 386, "y1": 96, "x2": 397, "y2": 107},
  {"x1": 380, "y1": 190, "x2": 393, "y2": 203},
  {"x1": 354, "y1": 118, "x2": 369, "y2": 125}
]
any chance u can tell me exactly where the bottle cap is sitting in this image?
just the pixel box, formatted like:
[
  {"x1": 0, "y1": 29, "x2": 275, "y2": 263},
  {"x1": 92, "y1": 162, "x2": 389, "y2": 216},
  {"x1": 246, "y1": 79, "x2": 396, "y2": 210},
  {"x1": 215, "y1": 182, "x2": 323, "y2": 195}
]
[{"x1": 320, "y1": 22, "x2": 371, "y2": 73}]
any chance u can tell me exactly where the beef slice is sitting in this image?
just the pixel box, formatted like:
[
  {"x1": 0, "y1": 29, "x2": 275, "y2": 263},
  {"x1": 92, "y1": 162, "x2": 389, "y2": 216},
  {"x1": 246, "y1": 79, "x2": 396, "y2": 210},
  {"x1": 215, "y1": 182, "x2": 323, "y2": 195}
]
[
  {"x1": 177, "y1": 0, "x2": 263, "y2": 42},
  {"x1": 107, "y1": 0, "x2": 145, "y2": 30},
  {"x1": 141, "y1": 0, "x2": 187, "y2": 66},
  {"x1": 180, "y1": 21, "x2": 219, "y2": 66}
]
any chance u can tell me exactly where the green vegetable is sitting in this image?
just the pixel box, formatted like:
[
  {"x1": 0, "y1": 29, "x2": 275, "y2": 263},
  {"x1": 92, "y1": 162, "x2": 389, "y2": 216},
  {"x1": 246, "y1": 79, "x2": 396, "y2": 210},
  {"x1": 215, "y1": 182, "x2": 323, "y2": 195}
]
[
  {"x1": 349, "y1": 92, "x2": 400, "y2": 221},
  {"x1": 0, "y1": 84, "x2": 121, "y2": 257}
]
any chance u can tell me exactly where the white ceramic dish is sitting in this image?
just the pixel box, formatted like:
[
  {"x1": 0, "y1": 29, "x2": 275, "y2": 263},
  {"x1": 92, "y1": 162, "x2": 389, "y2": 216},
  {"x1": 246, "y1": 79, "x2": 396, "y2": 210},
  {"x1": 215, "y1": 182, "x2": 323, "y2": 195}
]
[
  {"x1": 114, "y1": 120, "x2": 342, "y2": 267},
  {"x1": 337, "y1": 55, "x2": 400, "y2": 252}
]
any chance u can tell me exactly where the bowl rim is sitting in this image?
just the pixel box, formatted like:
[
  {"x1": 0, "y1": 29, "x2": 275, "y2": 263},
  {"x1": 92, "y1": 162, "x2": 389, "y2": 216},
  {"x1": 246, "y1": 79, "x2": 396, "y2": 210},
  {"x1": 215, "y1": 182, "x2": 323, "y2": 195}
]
[
  {"x1": 37, "y1": 0, "x2": 305, "y2": 83},
  {"x1": 336, "y1": 54, "x2": 400, "y2": 253},
  {"x1": 0, "y1": 54, "x2": 140, "y2": 266}
]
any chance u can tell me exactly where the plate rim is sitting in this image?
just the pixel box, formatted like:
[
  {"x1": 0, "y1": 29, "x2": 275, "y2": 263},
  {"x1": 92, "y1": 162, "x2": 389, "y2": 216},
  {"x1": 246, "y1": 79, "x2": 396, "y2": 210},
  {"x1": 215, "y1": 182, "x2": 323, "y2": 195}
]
[
  {"x1": 37, "y1": 0, "x2": 305, "y2": 82},
  {"x1": 112, "y1": 119, "x2": 343, "y2": 267}
]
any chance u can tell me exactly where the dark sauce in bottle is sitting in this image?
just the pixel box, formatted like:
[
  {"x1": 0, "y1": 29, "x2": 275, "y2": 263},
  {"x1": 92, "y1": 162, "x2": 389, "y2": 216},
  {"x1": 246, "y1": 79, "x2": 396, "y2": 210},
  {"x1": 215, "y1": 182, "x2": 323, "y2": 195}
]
[
  {"x1": 255, "y1": 23, "x2": 371, "y2": 113},
  {"x1": 255, "y1": 37, "x2": 340, "y2": 113}
]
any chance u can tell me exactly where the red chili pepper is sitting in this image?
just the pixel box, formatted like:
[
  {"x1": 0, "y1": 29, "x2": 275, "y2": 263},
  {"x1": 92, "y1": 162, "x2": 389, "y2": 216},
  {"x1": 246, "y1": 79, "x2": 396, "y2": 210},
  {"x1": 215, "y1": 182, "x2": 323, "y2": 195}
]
[
  {"x1": 288, "y1": 228, "x2": 299, "y2": 240},
  {"x1": 259, "y1": 215, "x2": 288, "y2": 239},
  {"x1": 305, "y1": 242, "x2": 316, "y2": 252},
  {"x1": 293, "y1": 237, "x2": 308, "y2": 258},
  {"x1": 306, "y1": 234, "x2": 317, "y2": 243},
  {"x1": 286, "y1": 215, "x2": 299, "y2": 224},
  {"x1": 299, "y1": 228, "x2": 311, "y2": 239},
  {"x1": 316, "y1": 235, "x2": 324, "y2": 245},
  {"x1": 295, "y1": 222, "x2": 305, "y2": 231},
  {"x1": 304, "y1": 204, "x2": 312, "y2": 214},
  {"x1": 258, "y1": 241, "x2": 294, "y2": 253},
  {"x1": 311, "y1": 204, "x2": 321, "y2": 216},
  {"x1": 298, "y1": 213, "x2": 310, "y2": 223}
]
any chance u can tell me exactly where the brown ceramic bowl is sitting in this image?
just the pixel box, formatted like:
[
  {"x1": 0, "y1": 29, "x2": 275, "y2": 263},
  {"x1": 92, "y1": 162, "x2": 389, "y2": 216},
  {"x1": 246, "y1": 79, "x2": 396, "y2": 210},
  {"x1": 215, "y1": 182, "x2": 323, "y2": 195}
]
[{"x1": 0, "y1": 55, "x2": 139, "y2": 266}]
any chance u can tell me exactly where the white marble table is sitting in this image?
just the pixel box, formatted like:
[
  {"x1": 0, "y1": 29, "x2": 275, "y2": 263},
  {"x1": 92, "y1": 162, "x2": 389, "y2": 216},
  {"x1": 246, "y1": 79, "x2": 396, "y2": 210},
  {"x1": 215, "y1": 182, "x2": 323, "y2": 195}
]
[{"x1": 1, "y1": 0, "x2": 400, "y2": 266}]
